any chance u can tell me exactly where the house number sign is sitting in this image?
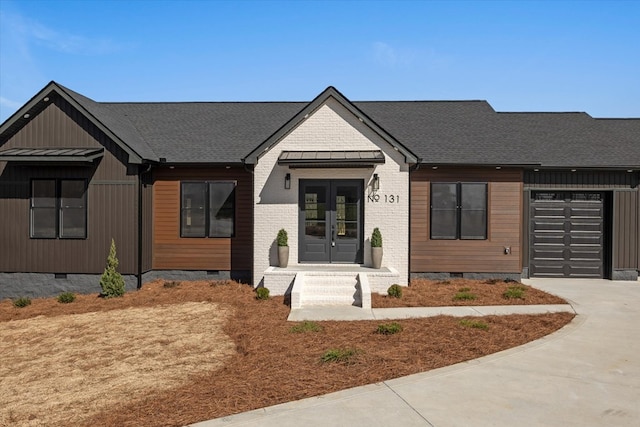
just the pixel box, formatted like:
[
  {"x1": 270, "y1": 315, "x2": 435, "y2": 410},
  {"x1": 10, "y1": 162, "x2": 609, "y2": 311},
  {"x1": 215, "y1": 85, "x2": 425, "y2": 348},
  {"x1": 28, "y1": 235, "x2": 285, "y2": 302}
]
[{"x1": 367, "y1": 194, "x2": 400, "y2": 203}]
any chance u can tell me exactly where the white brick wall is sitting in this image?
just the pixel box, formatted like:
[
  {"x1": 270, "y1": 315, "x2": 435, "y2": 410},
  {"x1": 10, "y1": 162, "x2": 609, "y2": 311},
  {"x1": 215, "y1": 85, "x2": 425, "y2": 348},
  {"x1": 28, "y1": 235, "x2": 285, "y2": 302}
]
[{"x1": 253, "y1": 98, "x2": 409, "y2": 292}]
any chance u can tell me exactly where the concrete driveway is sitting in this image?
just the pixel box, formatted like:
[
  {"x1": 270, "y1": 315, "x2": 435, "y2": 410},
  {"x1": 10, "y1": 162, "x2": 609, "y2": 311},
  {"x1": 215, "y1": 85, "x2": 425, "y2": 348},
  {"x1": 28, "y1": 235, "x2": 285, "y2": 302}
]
[{"x1": 193, "y1": 278, "x2": 640, "y2": 427}]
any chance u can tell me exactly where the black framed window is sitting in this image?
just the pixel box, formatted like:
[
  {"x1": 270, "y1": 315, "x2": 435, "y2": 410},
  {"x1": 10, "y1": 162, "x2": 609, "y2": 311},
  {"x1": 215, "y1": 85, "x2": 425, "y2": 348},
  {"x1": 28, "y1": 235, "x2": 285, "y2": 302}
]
[
  {"x1": 431, "y1": 182, "x2": 487, "y2": 240},
  {"x1": 181, "y1": 181, "x2": 235, "y2": 237},
  {"x1": 31, "y1": 179, "x2": 87, "y2": 239}
]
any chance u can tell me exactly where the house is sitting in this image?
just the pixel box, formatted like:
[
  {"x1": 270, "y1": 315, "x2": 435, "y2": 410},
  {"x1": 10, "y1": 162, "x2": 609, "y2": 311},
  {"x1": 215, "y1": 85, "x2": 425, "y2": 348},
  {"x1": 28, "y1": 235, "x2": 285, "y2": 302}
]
[{"x1": 1, "y1": 81, "x2": 638, "y2": 299}]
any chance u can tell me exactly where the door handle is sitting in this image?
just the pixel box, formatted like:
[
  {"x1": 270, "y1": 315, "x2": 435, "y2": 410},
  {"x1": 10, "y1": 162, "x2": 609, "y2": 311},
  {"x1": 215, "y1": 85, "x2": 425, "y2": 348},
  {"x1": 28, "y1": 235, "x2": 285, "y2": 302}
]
[{"x1": 331, "y1": 224, "x2": 336, "y2": 247}]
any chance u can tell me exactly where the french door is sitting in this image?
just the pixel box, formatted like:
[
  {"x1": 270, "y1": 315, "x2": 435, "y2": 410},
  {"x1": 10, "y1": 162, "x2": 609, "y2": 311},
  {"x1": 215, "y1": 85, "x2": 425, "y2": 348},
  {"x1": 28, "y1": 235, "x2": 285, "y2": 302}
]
[{"x1": 298, "y1": 180, "x2": 363, "y2": 263}]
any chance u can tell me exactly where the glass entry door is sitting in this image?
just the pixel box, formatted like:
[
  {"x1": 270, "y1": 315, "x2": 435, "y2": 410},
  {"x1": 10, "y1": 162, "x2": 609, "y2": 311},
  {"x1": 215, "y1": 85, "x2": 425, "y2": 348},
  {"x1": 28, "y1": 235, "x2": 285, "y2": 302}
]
[{"x1": 299, "y1": 180, "x2": 363, "y2": 263}]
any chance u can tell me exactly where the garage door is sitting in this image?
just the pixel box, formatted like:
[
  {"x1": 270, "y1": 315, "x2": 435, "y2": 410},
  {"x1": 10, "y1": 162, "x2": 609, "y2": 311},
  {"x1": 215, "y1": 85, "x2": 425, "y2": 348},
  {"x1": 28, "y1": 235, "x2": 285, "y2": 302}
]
[{"x1": 530, "y1": 192, "x2": 604, "y2": 278}]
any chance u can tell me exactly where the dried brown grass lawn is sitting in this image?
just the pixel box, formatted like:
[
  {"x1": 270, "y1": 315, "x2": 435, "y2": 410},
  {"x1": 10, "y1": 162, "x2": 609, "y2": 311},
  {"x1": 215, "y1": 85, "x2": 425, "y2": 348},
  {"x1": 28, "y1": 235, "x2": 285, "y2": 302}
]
[{"x1": 0, "y1": 279, "x2": 573, "y2": 427}]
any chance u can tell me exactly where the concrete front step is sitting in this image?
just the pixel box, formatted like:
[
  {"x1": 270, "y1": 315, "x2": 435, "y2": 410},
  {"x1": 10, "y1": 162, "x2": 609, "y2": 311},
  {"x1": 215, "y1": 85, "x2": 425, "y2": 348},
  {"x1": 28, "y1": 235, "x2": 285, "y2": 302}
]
[
  {"x1": 301, "y1": 274, "x2": 360, "y2": 307},
  {"x1": 290, "y1": 272, "x2": 372, "y2": 310}
]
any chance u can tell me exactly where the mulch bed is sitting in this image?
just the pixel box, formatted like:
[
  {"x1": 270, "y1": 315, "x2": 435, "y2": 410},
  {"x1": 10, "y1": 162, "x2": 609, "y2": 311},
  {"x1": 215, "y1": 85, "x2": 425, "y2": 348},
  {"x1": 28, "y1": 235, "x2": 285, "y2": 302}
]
[
  {"x1": 372, "y1": 278, "x2": 567, "y2": 307},
  {"x1": 1, "y1": 280, "x2": 573, "y2": 427}
]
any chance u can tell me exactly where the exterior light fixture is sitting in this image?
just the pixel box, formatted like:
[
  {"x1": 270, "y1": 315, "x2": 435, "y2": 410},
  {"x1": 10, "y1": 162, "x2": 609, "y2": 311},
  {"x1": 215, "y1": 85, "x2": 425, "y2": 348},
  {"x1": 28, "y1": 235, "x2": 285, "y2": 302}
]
[
  {"x1": 284, "y1": 173, "x2": 291, "y2": 189},
  {"x1": 571, "y1": 169, "x2": 577, "y2": 172},
  {"x1": 495, "y1": 166, "x2": 502, "y2": 170},
  {"x1": 432, "y1": 166, "x2": 438, "y2": 170},
  {"x1": 372, "y1": 173, "x2": 380, "y2": 191}
]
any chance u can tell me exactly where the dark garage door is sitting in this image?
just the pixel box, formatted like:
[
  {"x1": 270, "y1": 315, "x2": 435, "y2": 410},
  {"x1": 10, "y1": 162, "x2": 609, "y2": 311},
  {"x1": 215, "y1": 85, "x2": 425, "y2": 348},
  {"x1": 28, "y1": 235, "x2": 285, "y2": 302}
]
[{"x1": 530, "y1": 192, "x2": 604, "y2": 278}]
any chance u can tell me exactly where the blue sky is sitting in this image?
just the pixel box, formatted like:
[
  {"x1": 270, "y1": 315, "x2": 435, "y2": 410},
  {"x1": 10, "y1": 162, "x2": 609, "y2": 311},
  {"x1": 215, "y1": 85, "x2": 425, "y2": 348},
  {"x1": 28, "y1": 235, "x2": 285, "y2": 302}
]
[{"x1": 1, "y1": 0, "x2": 639, "y2": 122}]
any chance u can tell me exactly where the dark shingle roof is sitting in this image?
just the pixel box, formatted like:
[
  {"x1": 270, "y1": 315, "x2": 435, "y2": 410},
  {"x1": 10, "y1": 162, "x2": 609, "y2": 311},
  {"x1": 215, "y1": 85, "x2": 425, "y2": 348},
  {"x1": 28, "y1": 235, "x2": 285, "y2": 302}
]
[
  {"x1": 3, "y1": 82, "x2": 638, "y2": 168},
  {"x1": 104, "y1": 102, "x2": 304, "y2": 163}
]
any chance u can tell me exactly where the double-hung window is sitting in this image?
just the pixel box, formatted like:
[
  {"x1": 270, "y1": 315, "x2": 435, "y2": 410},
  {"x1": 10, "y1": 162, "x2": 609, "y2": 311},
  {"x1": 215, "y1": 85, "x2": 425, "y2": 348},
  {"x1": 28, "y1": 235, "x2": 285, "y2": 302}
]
[
  {"x1": 181, "y1": 181, "x2": 236, "y2": 237},
  {"x1": 430, "y1": 182, "x2": 487, "y2": 240},
  {"x1": 31, "y1": 179, "x2": 87, "y2": 239}
]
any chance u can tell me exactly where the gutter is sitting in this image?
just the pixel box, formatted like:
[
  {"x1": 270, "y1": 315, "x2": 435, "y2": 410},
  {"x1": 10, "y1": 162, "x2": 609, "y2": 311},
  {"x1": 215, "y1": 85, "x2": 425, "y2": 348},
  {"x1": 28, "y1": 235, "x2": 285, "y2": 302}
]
[{"x1": 137, "y1": 163, "x2": 152, "y2": 289}]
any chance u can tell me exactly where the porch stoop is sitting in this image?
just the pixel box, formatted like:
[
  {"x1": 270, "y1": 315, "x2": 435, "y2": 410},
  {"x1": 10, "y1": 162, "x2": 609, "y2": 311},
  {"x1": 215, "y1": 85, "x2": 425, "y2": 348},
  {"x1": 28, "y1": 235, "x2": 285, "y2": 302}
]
[
  {"x1": 290, "y1": 272, "x2": 370, "y2": 309},
  {"x1": 262, "y1": 266, "x2": 401, "y2": 309}
]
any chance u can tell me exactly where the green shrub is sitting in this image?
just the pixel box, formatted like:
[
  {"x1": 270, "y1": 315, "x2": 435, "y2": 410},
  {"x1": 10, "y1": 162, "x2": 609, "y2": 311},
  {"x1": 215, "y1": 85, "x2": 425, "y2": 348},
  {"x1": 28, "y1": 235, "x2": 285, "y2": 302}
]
[
  {"x1": 503, "y1": 285, "x2": 526, "y2": 299},
  {"x1": 163, "y1": 280, "x2": 181, "y2": 288},
  {"x1": 13, "y1": 297, "x2": 31, "y2": 308},
  {"x1": 453, "y1": 291, "x2": 477, "y2": 301},
  {"x1": 371, "y1": 227, "x2": 382, "y2": 247},
  {"x1": 100, "y1": 239, "x2": 125, "y2": 298},
  {"x1": 387, "y1": 284, "x2": 403, "y2": 298},
  {"x1": 289, "y1": 321, "x2": 322, "y2": 333},
  {"x1": 459, "y1": 287, "x2": 471, "y2": 292},
  {"x1": 57, "y1": 292, "x2": 76, "y2": 304},
  {"x1": 459, "y1": 319, "x2": 489, "y2": 330},
  {"x1": 277, "y1": 228, "x2": 288, "y2": 247},
  {"x1": 256, "y1": 287, "x2": 270, "y2": 300},
  {"x1": 321, "y1": 348, "x2": 359, "y2": 364},
  {"x1": 376, "y1": 322, "x2": 403, "y2": 335}
]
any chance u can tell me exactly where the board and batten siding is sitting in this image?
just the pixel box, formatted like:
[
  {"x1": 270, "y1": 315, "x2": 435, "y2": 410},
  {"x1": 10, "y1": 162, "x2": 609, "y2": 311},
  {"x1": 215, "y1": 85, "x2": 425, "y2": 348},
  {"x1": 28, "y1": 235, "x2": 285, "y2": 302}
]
[
  {"x1": 613, "y1": 190, "x2": 638, "y2": 270},
  {"x1": 410, "y1": 167, "x2": 523, "y2": 274},
  {"x1": 152, "y1": 167, "x2": 252, "y2": 273},
  {"x1": 0, "y1": 94, "x2": 139, "y2": 274}
]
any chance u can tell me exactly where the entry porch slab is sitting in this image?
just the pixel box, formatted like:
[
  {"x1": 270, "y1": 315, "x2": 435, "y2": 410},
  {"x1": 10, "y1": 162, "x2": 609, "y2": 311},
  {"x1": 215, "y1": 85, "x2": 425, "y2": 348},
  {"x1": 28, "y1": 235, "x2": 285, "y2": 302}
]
[{"x1": 262, "y1": 265, "x2": 401, "y2": 298}]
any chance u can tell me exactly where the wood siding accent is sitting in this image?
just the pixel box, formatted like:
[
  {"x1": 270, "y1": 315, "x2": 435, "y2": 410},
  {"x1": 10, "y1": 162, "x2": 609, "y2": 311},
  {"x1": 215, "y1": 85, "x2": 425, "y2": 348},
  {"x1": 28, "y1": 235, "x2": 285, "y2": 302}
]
[
  {"x1": 0, "y1": 96, "x2": 139, "y2": 274},
  {"x1": 614, "y1": 190, "x2": 639, "y2": 270},
  {"x1": 152, "y1": 167, "x2": 252, "y2": 272},
  {"x1": 410, "y1": 168, "x2": 523, "y2": 274}
]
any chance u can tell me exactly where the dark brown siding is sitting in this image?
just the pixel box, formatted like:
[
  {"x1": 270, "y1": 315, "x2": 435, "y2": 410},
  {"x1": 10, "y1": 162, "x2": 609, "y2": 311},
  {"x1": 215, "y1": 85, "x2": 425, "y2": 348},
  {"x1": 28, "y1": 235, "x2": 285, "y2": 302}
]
[
  {"x1": 0, "y1": 96, "x2": 139, "y2": 274},
  {"x1": 614, "y1": 190, "x2": 638, "y2": 270},
  {"x1": 410, "y1": 167, "x2": 523, "y2": 274},
  {"x1": 152, "y1": 167, "x2": 252, "y2": 272},
  {"x1": 524, "y1": 170, "x2": 634, "y2": 189}
]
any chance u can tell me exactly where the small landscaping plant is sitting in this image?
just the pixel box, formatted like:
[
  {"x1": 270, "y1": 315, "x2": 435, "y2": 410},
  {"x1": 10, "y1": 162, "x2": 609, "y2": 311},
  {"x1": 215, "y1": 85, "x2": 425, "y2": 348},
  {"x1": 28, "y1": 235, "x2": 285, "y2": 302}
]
[
  {"x1": 100, "y1": 239, "x2": 125, "y2": 298},
  {"x1": 504, "y1": 277, "x2": 519, "y2": 284},
  {"x1": 459, "y1": 319, "x2": 489, "y2": 330},
  {"x1": 13, "y1": 297, "x2": 31, "y2": 308},
  {"x1": 277, "y1": 228, "x2": 288, "y2": 247},
  {"x1": 256, "y1": 287, "x2": 270, "y2": 300},
  {"x1": 289, "y1": 321, "x2": 322, "y2": 333},
  {"x1": 57, "y1": 292, "x2": 76, "y2": 304},
  {"x1": 321, "y1": 348, "x2": 359, "y2": 364},
  {"x1": 376, "y1": 322, "x2": 403, "y2": 335},
  {"x1": 387, "y1": 284, "x2": 403, "y2": 299},
  {"x1": 371, "y1": 227, "x2": 382, "y2": 247},
  {"x1": 163, "y1": 280, "x2": 181, "y2": 288},
  {"x1": 453, "y1": 287, "x2": 477, "y2": 301},
  {"x1": 503, "y1": 285, "x2": 526, "y2": 300},
  {"x1": 484, "y1": 278, "x2": 501, "y2": 285}
]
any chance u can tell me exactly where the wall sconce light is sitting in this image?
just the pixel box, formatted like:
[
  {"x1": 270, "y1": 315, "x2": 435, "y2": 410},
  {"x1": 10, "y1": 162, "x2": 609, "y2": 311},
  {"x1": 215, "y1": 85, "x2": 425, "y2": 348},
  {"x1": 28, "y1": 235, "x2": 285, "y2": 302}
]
[
  {"x1": 372, "y1": 173, "x2": 380, "y2": 191},
  {"x1": 284, "y1": 173, "x2": 291, "y2": 190}
]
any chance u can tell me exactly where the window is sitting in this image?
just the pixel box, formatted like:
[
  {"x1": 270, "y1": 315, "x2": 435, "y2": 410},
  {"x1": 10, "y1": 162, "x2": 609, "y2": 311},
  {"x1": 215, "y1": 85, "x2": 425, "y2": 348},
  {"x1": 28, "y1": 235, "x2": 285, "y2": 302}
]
[
  {"x1": 430, "y1": 182, "x2": 487, "y2": 240},
  {"x1": 31, "y1": 179, "x2": 87, "y2": 239},
  {"x1": 181, "y1": 181, "x2": 235, "y2": 237}
]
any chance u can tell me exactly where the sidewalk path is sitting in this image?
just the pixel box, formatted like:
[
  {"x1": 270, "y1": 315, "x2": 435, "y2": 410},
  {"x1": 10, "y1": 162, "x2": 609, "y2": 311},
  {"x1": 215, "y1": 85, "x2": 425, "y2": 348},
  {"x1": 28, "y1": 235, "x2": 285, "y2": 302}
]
[{"x1": 192, "y1": 279, "x2": 640, "y2": 427}]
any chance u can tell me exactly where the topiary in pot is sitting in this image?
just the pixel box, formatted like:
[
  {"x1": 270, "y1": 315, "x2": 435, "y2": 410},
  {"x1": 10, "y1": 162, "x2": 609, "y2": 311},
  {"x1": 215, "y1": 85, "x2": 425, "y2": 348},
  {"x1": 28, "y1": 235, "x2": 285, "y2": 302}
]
[
  {"x1": 277, "y1": 228, "x2": 289, "y2": 268},
  {"x1": 371, "y1": 227, "x2": 383, "y2": 269}
]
